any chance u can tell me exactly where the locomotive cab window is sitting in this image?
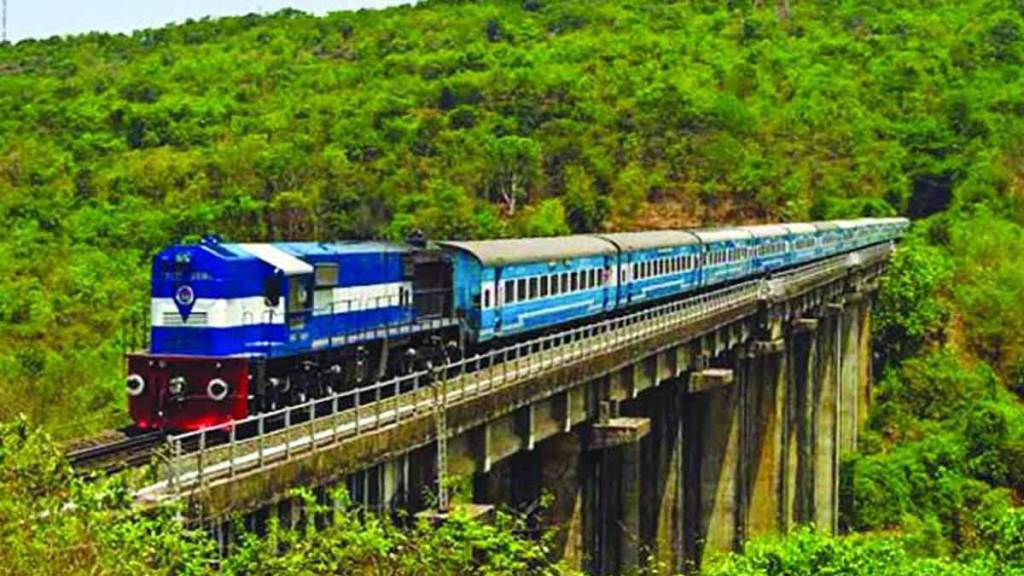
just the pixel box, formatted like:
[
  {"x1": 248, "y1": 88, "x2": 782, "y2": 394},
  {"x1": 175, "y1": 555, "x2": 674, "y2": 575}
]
[
  {"x1": 315, "y1": 264, "x2": 339, "y2": 287},
  {"x1": 288, "y1": 277, "x2": 312, "y2": 311}
]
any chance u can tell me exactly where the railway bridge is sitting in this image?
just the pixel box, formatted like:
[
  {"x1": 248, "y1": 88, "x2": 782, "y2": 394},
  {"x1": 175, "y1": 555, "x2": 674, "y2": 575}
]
[{"x1": 138, "y1": 243, "x2": 893, "y2": 574}]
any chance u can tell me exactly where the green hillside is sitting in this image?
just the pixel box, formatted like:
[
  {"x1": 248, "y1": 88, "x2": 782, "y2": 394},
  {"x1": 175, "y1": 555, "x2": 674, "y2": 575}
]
[
  {"x1": 5, "y1": 0, "x2": 1024, "y2": 436},
  {"x1": 2, "y1": 0, "x2": 1024, "y2": 569},
  {"x1": 3, "y1": 0, "x2": 1024, "y2": 572}
]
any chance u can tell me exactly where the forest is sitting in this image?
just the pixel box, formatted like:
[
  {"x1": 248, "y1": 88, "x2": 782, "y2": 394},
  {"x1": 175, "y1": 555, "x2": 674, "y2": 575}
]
[{"x1": 2, "y1": 0, "x2": 1024, "y2": 573}]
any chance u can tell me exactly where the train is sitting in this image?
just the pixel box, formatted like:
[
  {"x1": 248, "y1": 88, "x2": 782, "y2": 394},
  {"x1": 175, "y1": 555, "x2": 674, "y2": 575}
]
[{"x1": 125, "y1": 217, "x2": 909, "y2": 431}]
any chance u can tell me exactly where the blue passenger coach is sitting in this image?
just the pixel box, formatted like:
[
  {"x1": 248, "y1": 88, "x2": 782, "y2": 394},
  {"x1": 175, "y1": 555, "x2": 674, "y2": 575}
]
[
  {"x1": 783, "y1": 223, "x2": 819, "y2": 266},
  {"x1": 744, "y1": 225, "x2": 792, "y2": 274},
  {"x1": 439, "y1": 237, "x2": 618, "y2": 343},
  {"x1": 691, "y1": 229, "x2": 756, "y2": 288},
  {"x1": 597, "y1": 231, "x2": 702, "y2": 307}
]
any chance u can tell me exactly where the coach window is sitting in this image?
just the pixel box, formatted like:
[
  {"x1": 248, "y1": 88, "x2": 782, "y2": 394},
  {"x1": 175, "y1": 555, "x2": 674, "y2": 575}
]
[
  {"x1": 484, "y1": 289, "x2": 491, "y2": 309},
  {"x1": 551, "y1": 274, "x2": 561, "y2": 296},
  {"x1": 540, "y1": 276, "x2": 549, "y2": 297},
  {"x1": 561, "y1": 272, "x2": 569, "y2": 293},
  {"x1": 505, "y1": 280, "x2": 515, "y2": 304},
  {"x1": 529, "y1": 277, "x2": 538, "y2": 300},
  {"x1": 518, "y1": 278, "x2": 527, "y2": 302}
]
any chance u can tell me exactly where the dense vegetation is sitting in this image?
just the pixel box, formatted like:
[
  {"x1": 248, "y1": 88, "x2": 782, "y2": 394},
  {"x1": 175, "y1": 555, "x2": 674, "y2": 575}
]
[
  {"x1": 3, "y1": 0, "x2": 1024, "y2": 573},
  {"x1": 6, "y1": 0, "x2": 1024, "y2": 437},
  {"x1": 0, "y1": 417, "x2": 574, "y2": 575}
]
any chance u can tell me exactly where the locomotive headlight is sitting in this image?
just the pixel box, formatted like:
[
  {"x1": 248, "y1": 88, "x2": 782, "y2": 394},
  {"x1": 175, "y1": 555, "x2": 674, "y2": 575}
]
[
  {"x1": 207, "y1": 378, "x2": 229, "y2": 402},
  {"x1": 126, "y1": 374, "x2": 146, "y2": 397},
  {"x1": 168, "y1": 376, "x2": 187, "y2": 396}
]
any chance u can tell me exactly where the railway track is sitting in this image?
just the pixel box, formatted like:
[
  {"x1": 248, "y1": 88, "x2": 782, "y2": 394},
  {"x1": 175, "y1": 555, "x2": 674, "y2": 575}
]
[{"x1": 67, "y1": 431, "x2": 166, "y2": 474}]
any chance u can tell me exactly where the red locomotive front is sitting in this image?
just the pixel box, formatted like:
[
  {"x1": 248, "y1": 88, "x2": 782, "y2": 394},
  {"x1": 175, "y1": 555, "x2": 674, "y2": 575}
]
[{"x1": 126, "y1": 354, "x2": 249, "y2": 431}]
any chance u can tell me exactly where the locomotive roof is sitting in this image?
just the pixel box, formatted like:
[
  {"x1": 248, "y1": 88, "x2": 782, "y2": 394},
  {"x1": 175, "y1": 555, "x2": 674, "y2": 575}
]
[
  {"x1": 186, "y1": 240, "x2": 408, "y2": 275},
  {"x1": 237, "y1": 244, "x2": 314, "y2": 275},
  {"x1": 275, "y1": 241, "x2": 408, "y2": 256},
  {"x1": 438, "y1": 236, "x2": 616, "y2": 266},
  {"x1": 593, "y1": 230, "x2": 701, "y2": 251}
]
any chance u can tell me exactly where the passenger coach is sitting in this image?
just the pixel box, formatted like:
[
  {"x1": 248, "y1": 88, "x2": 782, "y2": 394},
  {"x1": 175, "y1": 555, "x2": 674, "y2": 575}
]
[{"x1": 438, "y1": 237, "x2": 618, "y2": 343}]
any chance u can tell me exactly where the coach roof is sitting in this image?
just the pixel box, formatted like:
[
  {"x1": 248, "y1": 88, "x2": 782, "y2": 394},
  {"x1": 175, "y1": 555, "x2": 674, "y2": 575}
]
[
  {"x1": 593, "y1": 230, "x2": 701, "y2": 251},
  {"x1": 438, "y1": 236, "x2": 617, "y2": 267}
]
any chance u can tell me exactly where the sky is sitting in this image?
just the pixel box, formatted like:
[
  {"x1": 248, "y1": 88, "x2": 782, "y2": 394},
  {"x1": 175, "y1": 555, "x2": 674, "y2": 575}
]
[{"x1": 4, "y1": 1, "x2": 413, "y2": 42}]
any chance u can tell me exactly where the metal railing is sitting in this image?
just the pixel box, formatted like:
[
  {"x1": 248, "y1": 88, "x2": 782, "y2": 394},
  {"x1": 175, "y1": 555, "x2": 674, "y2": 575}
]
[{"x1": 148, "y1": 243, "x2": 893, "y2": 497}]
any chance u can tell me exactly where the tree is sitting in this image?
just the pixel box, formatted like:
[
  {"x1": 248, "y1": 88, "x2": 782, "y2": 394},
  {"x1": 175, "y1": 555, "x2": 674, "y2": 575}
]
[{"x1": 485, "y1": 135, "x2": 541, "y2": 217}]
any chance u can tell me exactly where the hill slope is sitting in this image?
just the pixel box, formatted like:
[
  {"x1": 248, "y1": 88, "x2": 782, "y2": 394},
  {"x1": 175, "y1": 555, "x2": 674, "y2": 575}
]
[{"x1": 1, "y1": 0, "x2": 1023, "y2": 436}]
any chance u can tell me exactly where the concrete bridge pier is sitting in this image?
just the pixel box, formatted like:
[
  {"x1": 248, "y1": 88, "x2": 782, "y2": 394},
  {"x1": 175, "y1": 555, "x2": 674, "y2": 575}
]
[
  {"x1": 742, "y1": 334, "x2": 788, "y2": 541},
  {"x1": 584, "y1": 407, "x2": 651, "y2": 575},
  {"x1": 684, "y1": 355, "x2": 741, "y2": 569},
  {"x1": 785, "y1": 317, "x2": 817, "y2": 528}
]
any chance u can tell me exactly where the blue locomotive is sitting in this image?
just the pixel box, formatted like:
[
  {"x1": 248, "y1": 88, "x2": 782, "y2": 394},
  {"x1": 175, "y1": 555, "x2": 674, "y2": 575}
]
[{"x1": 126, "y1": 217, "x2": 908, "y2": 430}]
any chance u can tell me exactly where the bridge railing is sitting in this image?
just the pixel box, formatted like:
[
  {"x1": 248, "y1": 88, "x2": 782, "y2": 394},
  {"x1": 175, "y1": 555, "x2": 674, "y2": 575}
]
[{"x1": 154, "y1": 243, "x2": 893, "y2": 496}]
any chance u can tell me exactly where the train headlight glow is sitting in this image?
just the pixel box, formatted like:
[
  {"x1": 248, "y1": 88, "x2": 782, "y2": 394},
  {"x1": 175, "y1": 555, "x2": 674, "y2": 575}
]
[
  {"x1": 126, "y1": 374, "x2": 146, "y2": 397},
  {"x1": 168, "y1": 376, "x2": 187, "y2": 396},
  {"x1": 207, "y1": 378, "x2": 229, "y2": 402}
]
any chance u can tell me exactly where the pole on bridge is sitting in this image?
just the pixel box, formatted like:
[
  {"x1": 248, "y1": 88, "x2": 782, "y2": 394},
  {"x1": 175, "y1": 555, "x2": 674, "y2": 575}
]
[{"x1": 432, "y1": 360, "x2": 449, "y2": 513}]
